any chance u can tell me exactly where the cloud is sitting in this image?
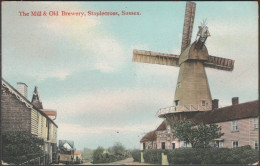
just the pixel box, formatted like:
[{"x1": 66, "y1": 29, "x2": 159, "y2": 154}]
[
  {"x1": 59, "y1": 123, "x2": 158, "y2": 135},
  {"x1": 2, "y1": 2, "x2": 129, "y2": 81},
  {"x1": 44, "y1": 88, "x2": 174, "y2": 116}
]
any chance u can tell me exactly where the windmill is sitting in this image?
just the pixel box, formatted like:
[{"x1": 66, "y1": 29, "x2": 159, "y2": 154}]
[{"x1": 132, "y1": 2, "x2": 235, "y2": 116}]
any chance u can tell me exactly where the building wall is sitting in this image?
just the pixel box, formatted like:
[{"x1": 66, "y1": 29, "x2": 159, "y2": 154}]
[
  {"x1": 1, "y1": 86, "x2": 31, "y2": 134},
  {"x1": 2, "y1": 83, "x2": 58, "y2": 164},
  {"x1": 217, "y1": 117, "x2": 259, "y2": 149},
  {"x1": 140, "y1": 141, "x2": 156, "y2": 150},
  {"x1": 155, "y1": 130, "x2": 179, "y2": 150}
]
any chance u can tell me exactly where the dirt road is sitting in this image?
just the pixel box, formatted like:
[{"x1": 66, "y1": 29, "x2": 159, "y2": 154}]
[{"x1": 82, "y1": 157, "x2": 152, "y2": 165}]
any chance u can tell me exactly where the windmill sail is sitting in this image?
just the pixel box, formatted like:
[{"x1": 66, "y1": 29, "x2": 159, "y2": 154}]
[
  {"x1": 181, "y1": 2, "x2": 196, "y2": 53},
  {"x1": 204, "y1": 55, "x2": 235, "y2": 71},
  {"x1": 133, "y1": 49, "x2": 179, "y2": 67}
]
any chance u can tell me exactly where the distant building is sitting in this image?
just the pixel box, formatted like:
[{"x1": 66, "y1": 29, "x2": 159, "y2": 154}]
[
  {"x1": 74, "y1": 151, "x2": 83, "y2": 163},
  {"x1": 1, "y1": 79, "x2": 58, "y2": 164},
  {"x1": 140, "y1": 98, "x2": 259, "y2": 150}
]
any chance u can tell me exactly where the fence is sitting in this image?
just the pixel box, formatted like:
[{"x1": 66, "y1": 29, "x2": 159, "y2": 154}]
[{"x1": 20, "y1": 154, "x2": 50, "y2": 165}]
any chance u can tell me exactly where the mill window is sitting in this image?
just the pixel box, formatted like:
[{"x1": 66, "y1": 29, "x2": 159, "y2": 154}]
[
  {"x1": 232, "y1": 141, "x2": 238, "y2": 148},
  {"x1": 216, "y1": 140, "x2": 224, "y2": 148},
  {"x1": 254, "y1": 118, "x2": 258, "y2": 129},
  {"x1": 254, "y1": 141, "x2": 259, "y2": 150},
  {"x1": 201, "y1": 100, "x2": 206, "y2": 106},
  {"x1": 175, "y1": 100, "x2": 179, "y2": 106},
  {"x1": 232, "y1": 120, "x2": 238, "y2": 131}
]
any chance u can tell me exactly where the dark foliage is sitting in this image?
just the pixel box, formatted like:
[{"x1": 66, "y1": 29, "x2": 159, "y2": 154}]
[
  {"x1": 143, "y1": 149, "x2": 164, "y2": 164},
  {"x1": 167, "y1": 146, "x2": 259, "y2": 164},
  {"x1": 172, "y1": 121, "x2": 224, "y2": 148},
  {"x1": 131, "y1": 150, "x2": 141, "y2": 162},
  {"x1": 92, "y1": 143, "x2": 127, "y2": 164},
  {"x1": 2, "y1": 132, "x2": 44, "y2": 164}
]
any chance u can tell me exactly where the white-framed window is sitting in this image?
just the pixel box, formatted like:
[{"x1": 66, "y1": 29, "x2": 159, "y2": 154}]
[
  {"x1": 180, "y1": 141, "x2": 187, "y2": 148},
  {"x1": 254, "y1": 141, "x2": 259, "y2": 150},
  {"x1": 232, "y1": 120, "x2": 238, "y2": 131},
  {"x1": 202, "y1": 100, "x2": 206, "y2": 106},
  {"x1": 217, "y1": 140, "x2": 224, "y2": 148},
  {"x1": 232, "y1": 141, "x2": 238, "y2": 148},
  {"x1": 254, "y1": 118, "x2": 258, "y2": 129}
]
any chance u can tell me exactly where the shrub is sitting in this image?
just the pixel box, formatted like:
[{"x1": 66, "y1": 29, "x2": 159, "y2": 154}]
[
  {"x1": 167, "y1": 146, "x2": 259, "y2": 165},
  {"x1": 131, "y1": 150, "x2": 141, "y2": 162},
  {"x1": 92, "y1": 143, "x2": 127, "y2": 164},
  {"x1": 111, "y1": 142, "x2": 125, "y2": 155},
  {"x1": 143, "y1": 150, "x2": 164, "y2": 164},
  {"x1": 2, "y1": 132, "x2": 44, "y2": 164}
]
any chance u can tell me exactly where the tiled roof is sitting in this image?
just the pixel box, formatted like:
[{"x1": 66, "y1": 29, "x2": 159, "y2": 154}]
[
  {"x1": 190, "y1": 100, "x2": 258, "y2": 124},
  {"x1": 74, "y1": 151, "x2": 82, "y2": 155},
  {"x1": 156, "y1": 121, "x2": 166, "y2": 131},
  {"x1": 140, "y1": 131, "x2": 156, "y2": 143},
  {"x1": 41, "y1": 110, "x2": 57, "y2": 116},
  {"x1": 1, "y1": 79, "x2": 58, "y2": 127}
]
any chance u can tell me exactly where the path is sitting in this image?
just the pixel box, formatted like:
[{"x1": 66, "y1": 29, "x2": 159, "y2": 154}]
[{"x1": 82, "y1": 157, "x2": 152, "y2": 165}]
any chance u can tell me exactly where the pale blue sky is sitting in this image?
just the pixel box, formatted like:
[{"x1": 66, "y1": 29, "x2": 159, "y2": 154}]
[{"x1": 2, "y1": 1, "x2": 258, "y2": 150}]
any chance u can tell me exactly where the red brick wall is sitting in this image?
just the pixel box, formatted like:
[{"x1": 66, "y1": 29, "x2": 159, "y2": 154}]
[{"x1": 1, "y1": 87, "x2": 31, "y2": 134}]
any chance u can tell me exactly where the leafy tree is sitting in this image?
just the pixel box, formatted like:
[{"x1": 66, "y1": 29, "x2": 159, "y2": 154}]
[
  {"x1": 2, "y1": 132, "x2": 44, "y2": 164},
  {"x1": 172, "y1": 121, "x2": 224, "y2": 148},
  {"x1": 111, "y1": 142, "x2": 125, "y2": 155}
]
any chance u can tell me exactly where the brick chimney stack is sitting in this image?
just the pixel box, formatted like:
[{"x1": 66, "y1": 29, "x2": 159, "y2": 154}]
[
  {"x1": 212, "y1": 99, "x2": 219, "y2": 109},
  {"x1": 232, "y1": 97, "x2": 239, "y2": 105},
  {"x1": 17, "y1": 82, "x2": 28, "y2": 99}
]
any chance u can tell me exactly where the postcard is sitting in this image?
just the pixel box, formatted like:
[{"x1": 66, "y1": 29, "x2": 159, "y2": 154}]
[{"x1": 1, "y1": 1, "x2": 258, "y2": 165}]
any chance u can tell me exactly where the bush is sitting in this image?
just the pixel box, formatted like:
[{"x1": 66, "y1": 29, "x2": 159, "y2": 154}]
[
  {"x1": 111, "y1": 142, "x2": 125, "y2": 155},
  {"x1": 92, "y1": 143, "x2": 127, "y2": 164},
  {"x1": 131, "y1": 150, "x2": 141, "y2": 162},
  {"x1": 2, "y1": 132, "x2": 44, "y2": 164},
  {"x1": 143, "y1": 150, "x2": 164, "y2": 164},
  {"x1": 167, "y1": 146, "x2": 259, "y2": 165}
]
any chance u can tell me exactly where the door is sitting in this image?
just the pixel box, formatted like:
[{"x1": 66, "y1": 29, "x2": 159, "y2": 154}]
[
  {"x1": 172, "y1": 143, "x2": 175, "y2": 149},
  {"x1": 162, "y1": 142, "x2": 165, "y2": 149}
]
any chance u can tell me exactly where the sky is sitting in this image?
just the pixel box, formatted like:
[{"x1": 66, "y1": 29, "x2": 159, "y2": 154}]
[{"x1": 2, "y1": 1, "x2": 258, "y2": 150}]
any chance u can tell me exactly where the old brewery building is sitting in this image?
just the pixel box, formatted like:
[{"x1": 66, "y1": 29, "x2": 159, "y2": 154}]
[
  {"x1": 140, "y1": 98, "x2": 259, "y2": 150},
  {"x1": 1, "y1": 79, "x2": 58, "y2": 164}
]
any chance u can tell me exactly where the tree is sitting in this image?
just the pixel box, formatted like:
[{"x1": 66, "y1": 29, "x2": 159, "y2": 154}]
[
  {"x1": 111, "y1": 142, "x2": 125, "y2": 155},
  {"x1": 2, "y1": 132, "x2": 44, "y2": 164},
  {"x1": 172, "y1": 121, "x2": 224, "y2": 148}
]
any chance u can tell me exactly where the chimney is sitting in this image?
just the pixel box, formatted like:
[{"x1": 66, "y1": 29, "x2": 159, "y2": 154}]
[
  {"x1": 232, "y1": 97, "x2": 239, "y2": 105},
  {"x1": 17, "y1": 82, "x2": 28, "y2": 99},
  {"x1": 212, "y1": 99, "x2": 219, "y2": 109}
]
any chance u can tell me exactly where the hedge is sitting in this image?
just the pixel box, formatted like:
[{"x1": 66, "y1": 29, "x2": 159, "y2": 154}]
[
  {"x1": 143, "y1": 150, "x2": 164, "y2": 164},
  {"x1": 167, "y1": 146, "x2": 259, "y2": 165},
  {"x1": 131, "y1": 150, "x2": 141, "y2": 162}
]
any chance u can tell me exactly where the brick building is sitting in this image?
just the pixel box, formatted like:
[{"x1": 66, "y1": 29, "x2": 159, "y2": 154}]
[
  {"x1": 1, "y1": 79, "x2": 58, "y2": 164},
  {"x1": 140, "y1": 99, "x2": 259, "y2": 150}
]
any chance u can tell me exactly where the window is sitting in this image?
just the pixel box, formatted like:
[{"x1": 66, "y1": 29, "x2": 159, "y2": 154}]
[
  {"x1": 232, "y1": 141, "x2": 238, "y2": 148},
  {"x1": 254, "y1": 141, "x2": 258, "y2": 150},
  {"x1": 232, "y1": 120, "x2": 238, "y2": 131},
  {"x1": 202, "y1": 100, "x2": 206, "y2": 106},
  {"x1": 217, "y1": 140, "x2": 224, "y2": 148},
  {"x1": 175, "y1": 100, "x2": 179, "y2": 106},
  {"x1": 172, "y1": 143, "x2": 175, "y2": 149},
  {"x1": 143, "y1": 143, "x2": 146, "y2": 150},
  {"x1": 154, "y1": 143, "x2": 157, "y2": 149},
  {"x1": 161, "y1": 142, "x2": 165, "y2": 150},
  {"x1": 254, "y1": 118, "x2": 258, "y2": 129},
  {"x1": 180, "y1": 141, "x2": 187, "y2": 148}
]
